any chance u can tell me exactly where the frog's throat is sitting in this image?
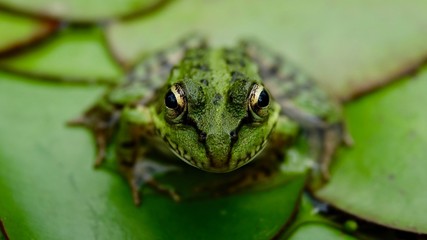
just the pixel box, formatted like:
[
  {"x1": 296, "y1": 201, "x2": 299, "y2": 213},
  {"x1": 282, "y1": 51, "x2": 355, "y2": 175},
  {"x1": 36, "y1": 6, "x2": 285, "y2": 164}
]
[{"x1": 165, "y1": 136, "x2": 269, "y2": 173}]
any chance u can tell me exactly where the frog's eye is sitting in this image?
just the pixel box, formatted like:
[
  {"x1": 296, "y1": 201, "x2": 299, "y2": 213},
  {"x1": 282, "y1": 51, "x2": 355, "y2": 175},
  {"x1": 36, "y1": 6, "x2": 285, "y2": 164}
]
[
  {"x1": 165, "y1": 84, "x2": 186, "y2": 121},
  {"x1": 248, "y1": 84, "x2": 270, "y2": 120}
]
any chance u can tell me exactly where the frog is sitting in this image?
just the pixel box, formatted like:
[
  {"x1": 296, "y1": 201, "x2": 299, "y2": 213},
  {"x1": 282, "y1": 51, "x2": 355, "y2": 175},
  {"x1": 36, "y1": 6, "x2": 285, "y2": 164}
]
[{"x1": 69, "y1": 36, "x2": 351, "y2": 205}]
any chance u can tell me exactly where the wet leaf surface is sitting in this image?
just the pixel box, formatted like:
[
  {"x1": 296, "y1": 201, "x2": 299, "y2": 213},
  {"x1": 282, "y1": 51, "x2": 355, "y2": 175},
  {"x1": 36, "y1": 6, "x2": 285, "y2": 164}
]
[
  {"x1": 106, "y1": 0, "x2": 427, "y2": 100},
  {"x1": 0, "y1": 11, "x2": 57, "y2": 55},
  {"x1": 315, "y1": 69, "x2": 427, "y2": 233},
  {"x1": 0, "y1": 71, "x2": 305, "y2": 239},
  {"x1": 0, "y1": 27, "x2": 123, "y2": 83},
  {"x1": 0, "y1": 0, "x2": 166, "y2": 22}
]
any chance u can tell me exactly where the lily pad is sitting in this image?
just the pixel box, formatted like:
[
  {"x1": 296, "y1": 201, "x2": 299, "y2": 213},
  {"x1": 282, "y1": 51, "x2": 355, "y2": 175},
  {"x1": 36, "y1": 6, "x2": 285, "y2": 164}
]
[
  {"x1": 0, "y1": 0, "x2": 166, "y2": 23},
  {"x1": 0, "y1": 27, "x2": 123, "y2": 83},
  {"x1": 106, "y1": 0, "x2": 427, "y2": 100},
  {"x1": 288, "y1": 223, "x2": 358, "y2": 240},
  {"x1": 0, "y1": 71, "x2": 306, "y2": 239},
  {"x1": 315, "y1": 68, "x2": 427, "y2": 233},
  {"x1": 0, "y1": 11, "x2": 57, "y2": 55}
]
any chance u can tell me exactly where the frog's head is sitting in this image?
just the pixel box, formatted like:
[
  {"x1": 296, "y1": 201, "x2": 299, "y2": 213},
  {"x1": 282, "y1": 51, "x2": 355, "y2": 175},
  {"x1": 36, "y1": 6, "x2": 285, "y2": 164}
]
[
  {"x1": 150, "y1": 46, "x2": 280, "y2": 172},
  {"x1": 151, "y1": 73, "x2": 280, "y2": 173}
]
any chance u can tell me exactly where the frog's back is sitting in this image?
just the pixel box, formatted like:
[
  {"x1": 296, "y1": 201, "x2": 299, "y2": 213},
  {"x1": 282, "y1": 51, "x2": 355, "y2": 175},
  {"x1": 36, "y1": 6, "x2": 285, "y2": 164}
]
[{"x1": 240, "y1": 40, "x2": 342, "y2": 127}]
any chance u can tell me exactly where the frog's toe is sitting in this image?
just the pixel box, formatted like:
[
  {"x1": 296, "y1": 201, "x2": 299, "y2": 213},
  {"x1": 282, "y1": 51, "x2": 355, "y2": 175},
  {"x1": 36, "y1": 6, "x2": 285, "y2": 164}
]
[
  {"x1": 320, "y1": 162, "x2": 331, "y2": 180},
  {"x1": 343, "y1": 130, "x2": 354, "y2": 147},
  {"x1": 146, "y1": 179, "x2": 181, "y2": 202},
  {"x1": 122, "y1": 160, "x2": 181, "y2": 206},
  {"x1": 130, "y1": 179, "x2": 142, "y2": 206},
  {"x1": 66, "y1": 116, "x2": 88, "y2": 126}
]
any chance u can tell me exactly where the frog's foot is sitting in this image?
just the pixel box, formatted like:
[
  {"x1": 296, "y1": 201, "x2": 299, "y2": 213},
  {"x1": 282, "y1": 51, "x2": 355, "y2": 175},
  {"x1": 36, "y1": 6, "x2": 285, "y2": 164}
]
[
  {"x1": 121, "y1": 160, "x2": 181, "y2": 206},
  {"x1": 92, "y1": 133, "x2": 107, "y2": 167},
  {"x1": 308, "y1": 123, "x2": 351, "y2": 183},
  {"x1": 68, "y1": 109, "x2": 120, "y2": 168}
]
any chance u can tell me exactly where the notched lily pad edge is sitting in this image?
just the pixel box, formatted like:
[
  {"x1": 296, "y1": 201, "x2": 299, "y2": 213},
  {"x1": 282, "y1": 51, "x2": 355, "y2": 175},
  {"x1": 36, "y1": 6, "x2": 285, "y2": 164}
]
[
  {"x1": 0, "y1": 0, "x2": 170, "y2": 24},
  {"x1": 0, "y1": 18, "x2": 59, "y2": 57},
  {"x1": 103, "y1": 24, "x2": 138, "y2": 70},
  {"x1": 283, "y1": 194, "x2": 427, "y2": 239},
  {"x1": 0, "y1": 25, "x2": 124, "y2": 85},
  {"x1": 341, "y1": 54, "x2": 427, "y2": 102},
  {"x1": 313, "y1": 196, "x2": 427, "y2": 235},
  {"x1": 0, "y1": 64, "x2": 121, "y2": 85}
]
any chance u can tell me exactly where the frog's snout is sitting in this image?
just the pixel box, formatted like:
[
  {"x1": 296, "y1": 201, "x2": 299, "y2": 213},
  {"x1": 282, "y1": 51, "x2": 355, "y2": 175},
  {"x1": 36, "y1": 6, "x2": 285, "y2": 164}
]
[{"x1": 204, "y1": 132, "x2": 233, "y2": 172}]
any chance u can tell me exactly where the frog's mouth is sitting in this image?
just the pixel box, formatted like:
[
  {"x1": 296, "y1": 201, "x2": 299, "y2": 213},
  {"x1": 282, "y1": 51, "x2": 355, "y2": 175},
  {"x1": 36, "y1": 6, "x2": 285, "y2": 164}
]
[{"x1": 165, "y1": 136, "x2": 269, "y2": 173}]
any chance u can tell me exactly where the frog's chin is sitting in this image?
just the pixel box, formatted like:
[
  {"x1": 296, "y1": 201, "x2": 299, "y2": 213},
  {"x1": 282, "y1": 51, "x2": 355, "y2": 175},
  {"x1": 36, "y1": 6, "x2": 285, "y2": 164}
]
[
  {"x1": 168, "y1": 140, "x2": 268, "y2": 173},
  {"x1": 167, "y1": 147, "x2": 231, "y2": 173}
]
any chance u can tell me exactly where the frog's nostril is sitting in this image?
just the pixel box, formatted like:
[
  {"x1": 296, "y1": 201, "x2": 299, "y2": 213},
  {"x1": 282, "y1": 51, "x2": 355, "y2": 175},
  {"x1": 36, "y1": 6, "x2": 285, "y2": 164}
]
[
  {"x1": 230, "y1": 130, "x2": 238, "y2": 142},
  {"x1": 198, "y1": 132, "x2": 207, "y2": 143}
]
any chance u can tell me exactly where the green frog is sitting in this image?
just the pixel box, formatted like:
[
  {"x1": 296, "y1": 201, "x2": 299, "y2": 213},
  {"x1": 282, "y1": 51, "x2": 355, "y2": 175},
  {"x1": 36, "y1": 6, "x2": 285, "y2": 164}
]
[{"x1": 70, "y1": 36, "x2": 350, "y2": 205}]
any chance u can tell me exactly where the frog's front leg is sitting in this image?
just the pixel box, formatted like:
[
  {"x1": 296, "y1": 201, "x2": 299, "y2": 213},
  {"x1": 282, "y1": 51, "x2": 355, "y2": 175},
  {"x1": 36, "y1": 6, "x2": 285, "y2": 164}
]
[
  {"x1": 273, "y1": 99, "x2": 352, "y2": 180},
  {"x1": 305, "y1": 123, "x2": 350, "y2": 179},
  {"x1": 117, "y1": 106, "x2": 180, "y2": 205}
]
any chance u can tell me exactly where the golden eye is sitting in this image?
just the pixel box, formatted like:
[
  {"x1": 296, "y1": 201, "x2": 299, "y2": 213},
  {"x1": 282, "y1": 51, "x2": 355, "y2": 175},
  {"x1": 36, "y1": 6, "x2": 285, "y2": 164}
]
[
  {"x1": 165, "y1": 84, "x2": 186, "y2": 121},
  {"x1": 249, "y1": 84, "x2": 270, "y2": 120}
]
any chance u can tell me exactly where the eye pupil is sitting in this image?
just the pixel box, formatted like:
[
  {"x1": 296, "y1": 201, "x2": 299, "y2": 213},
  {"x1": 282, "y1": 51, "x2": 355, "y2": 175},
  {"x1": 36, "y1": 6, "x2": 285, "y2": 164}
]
[
  {"x1": 165, "y1": 90, "x2": 178, "y2": 109},
  {"x1": 257, "y1": 90, "x2": 269, "y2": 107}
]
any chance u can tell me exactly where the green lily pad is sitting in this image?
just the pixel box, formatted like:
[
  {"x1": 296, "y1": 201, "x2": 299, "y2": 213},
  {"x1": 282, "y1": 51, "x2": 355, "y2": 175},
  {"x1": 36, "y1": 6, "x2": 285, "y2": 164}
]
[
  {"x1": 0, "y1": 0, "x2": 165, "y2": 23},
  {"x1": 288, "y1": 223, "x2": 358, "y2": 240},
  {"x1": 0, "y1": 71, "x2": 306, "y2": 239},
  {"x1": 0, "y1": 11, "x2": 57, "y2": 55},
  {"x1": 106, "y1": 0, "x2": 427, "y2": 100},
  {"x1": 315, "y1": 69, "x2": 427, "y2": 233},
  {"x1": 0, "y1": 27, "x2": 123, "y2": 83}
]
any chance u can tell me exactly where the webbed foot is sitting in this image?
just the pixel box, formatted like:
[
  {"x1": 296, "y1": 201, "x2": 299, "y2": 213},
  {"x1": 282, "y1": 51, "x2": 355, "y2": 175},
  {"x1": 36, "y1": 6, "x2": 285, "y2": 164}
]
[{"x1": 121, "y1": 160, "x2": 181, "y2": 206}]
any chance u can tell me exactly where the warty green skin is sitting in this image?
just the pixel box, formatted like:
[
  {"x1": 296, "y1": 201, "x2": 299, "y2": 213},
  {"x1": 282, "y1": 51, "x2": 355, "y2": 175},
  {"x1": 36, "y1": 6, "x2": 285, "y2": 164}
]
[
  {"x1": 73, "y1": 37, "x2": 347, "y2": 204},
  {"x1": 150, "y1": 47, "x2": 280, "y2": 172}
]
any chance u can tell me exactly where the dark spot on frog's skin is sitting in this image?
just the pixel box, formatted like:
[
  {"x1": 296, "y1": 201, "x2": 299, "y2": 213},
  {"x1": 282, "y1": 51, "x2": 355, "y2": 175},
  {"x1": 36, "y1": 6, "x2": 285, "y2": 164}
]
[
  {"x1": 160, "y1": 58, "x2": 171, "y2": 68},
  {"x1": 213, "y1": 93, "x2": 222, "y2": 105},
  {"x1": 285, "y1": 71, "x2": 296, "y2": 82},
  {"x1": 200, "y1": 79, "x2": 209, "y2": 86},
  {"x1": 239, "y1": 59, "x2": 246, "y2": 67},
  {"x1": 230, "y1": 71, "x2": 246, "y2": 82},
  {"x1": 283, "y1": 80, "x2": 313, "y2": 99},
  {"x1": 225, "y1": 58, "x2": 246, "y2": 68},
  {"x1": 156, "y1": 51, "x2": 169, "y2": 65},
  {"x1": 195, "y1": 64, "x2": 210, "y2": 71},
  {"x1": 268, "y1": 64, "x2": 279, "y2": 75}
]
